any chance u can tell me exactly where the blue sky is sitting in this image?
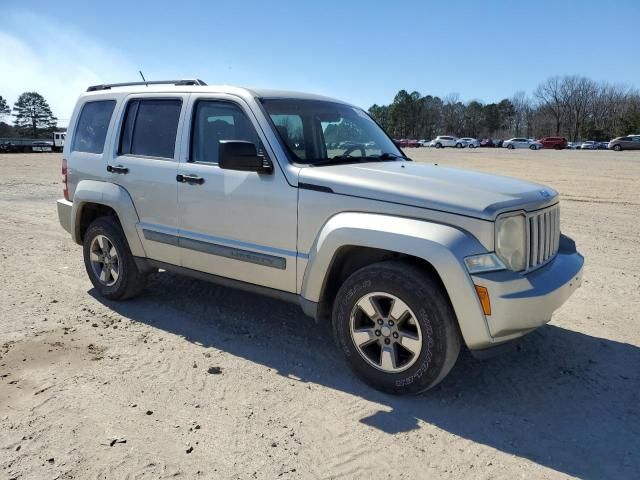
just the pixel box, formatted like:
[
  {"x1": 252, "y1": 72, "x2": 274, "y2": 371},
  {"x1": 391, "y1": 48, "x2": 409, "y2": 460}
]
[{"x1": 1, "y1": 0, "x2": 638, "y2": 125}]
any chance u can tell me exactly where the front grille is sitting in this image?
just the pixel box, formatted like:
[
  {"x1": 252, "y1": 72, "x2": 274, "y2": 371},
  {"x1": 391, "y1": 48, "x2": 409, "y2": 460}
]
[{"x1": 526, "y1": 204, "x2": 560, "y2": 271}]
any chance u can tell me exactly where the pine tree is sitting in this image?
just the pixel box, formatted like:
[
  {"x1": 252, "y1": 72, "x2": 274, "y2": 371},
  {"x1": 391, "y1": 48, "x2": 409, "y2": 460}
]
[
  {"x1": 0, "y1": 96, "x2": 10, "y2": 119},
  {"x1": 12, "y1": 92, "x2": 57, "y2": 138}
]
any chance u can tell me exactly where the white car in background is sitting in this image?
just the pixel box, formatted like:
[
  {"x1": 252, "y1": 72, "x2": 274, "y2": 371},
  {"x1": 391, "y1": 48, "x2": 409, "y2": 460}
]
[
  {"x1": 456, "y1": 137, "x2": 480, "y2": 148},
  {"x1": 503, "y1": 138, "x2": 542, "y2": 150},
  {"x1": 418, "y1": 139, "x2": 431, "y2": 147},
  {"x1": 429, "y1": 136, "x2": 457, "y2": 148},
  {"x1": 580, "y1": 141, "x2": 598, "y2": 150}
]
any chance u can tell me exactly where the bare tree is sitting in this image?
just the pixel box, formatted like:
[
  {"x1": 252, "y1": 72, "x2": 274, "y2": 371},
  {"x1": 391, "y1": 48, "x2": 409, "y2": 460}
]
[{"x1": 534, "y1": 76, "x2": 567, "y2": 135}]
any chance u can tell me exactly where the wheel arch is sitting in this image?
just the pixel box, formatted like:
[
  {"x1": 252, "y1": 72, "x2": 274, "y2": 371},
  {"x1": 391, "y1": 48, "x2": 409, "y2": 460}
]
[
  {"x1": 70, "y1": 180, "x2": 146, "y2": 257},
  {"x1": 301, "y1": 212, "x2": 492, "y2": 348}
]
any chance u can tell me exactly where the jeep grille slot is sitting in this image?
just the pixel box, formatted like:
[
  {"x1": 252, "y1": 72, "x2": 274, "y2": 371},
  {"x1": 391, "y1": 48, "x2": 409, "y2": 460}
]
[{"x1": 527, "y1": 205, "x2": 560, "y2": 271}]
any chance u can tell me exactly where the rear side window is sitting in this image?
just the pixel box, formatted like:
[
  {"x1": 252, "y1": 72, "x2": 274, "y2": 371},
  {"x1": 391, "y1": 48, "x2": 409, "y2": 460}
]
[
  {"x1": 119, "y1": 99, "x2": 182, "y2": 159},
  {"x1": 72, "y1": 100, "x2": 116, "y2": 154}
]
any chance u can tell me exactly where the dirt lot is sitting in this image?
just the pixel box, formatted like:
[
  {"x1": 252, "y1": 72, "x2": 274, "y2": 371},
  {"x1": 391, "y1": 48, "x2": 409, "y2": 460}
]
[{"x1": 1, "y1": 149, "x2": 639, "y2": 479}]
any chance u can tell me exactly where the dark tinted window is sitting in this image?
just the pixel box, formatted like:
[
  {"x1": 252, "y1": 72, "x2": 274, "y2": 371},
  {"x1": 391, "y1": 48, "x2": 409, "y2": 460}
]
[
  {"x1": 120, "y1": 99, "x2": 182, "y2": 159},
  {"x1": 191, "y1": 101, "x2": 260, "y2": 164},
  {"x1": 72, "y1": 100, "x2": 116, "y2": 154}
]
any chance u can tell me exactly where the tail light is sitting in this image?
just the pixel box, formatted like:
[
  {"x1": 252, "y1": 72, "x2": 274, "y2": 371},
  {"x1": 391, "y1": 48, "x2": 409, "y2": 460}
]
[{"x1": 62, "y1": 158, "x2": 69, "y2": 200}]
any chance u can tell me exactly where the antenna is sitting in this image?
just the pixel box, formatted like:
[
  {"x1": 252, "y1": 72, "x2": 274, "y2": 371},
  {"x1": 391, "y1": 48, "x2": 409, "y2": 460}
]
[{"x1": 139, "y1": 70, "x2": 148, "y2": 87}]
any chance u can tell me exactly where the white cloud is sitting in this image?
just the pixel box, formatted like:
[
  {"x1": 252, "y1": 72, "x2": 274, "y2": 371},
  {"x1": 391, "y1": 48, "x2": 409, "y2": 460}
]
[{"x1": 0, "y1": 12, "x2": 134, "y2": 127}]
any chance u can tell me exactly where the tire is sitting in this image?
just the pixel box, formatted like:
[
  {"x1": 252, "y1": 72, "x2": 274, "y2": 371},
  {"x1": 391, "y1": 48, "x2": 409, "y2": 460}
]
[
  {"x1": 83, "y1": 216, "x2": 146, "y2": 300},
  {"x1": 507, "y1": 144, "x2": 514, "y2": 149},
  {"x1": 554, "y1": 145, "x2": 561, "y2": 150},
  {"x1": 435, "y1": 143, "x2": 442, "y2": 149},
  {"x1": 456, "y1": 143, "x2": 462, "y2": 148},
  {"x1": 332, "y1": 261, "x2": 461, "y2": 395},
  {"x1": 529, "y1": 144, "x2": 536, "y2": 150},
  {"x1": 613, "y1": 144, "x2": 622, "y2": 151}
]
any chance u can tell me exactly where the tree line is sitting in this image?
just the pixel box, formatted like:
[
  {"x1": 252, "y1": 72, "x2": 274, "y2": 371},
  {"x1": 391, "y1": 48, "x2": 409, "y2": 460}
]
[
  {"x1": 368, "y1": 75, "x2": 640, "y2": 142},
  {"x1": 0, "y1": 92, "x2": 58, "y2": 139}
]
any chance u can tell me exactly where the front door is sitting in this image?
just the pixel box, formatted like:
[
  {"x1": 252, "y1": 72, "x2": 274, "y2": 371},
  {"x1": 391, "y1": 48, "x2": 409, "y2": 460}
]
[{"x1": 176, "y1": 95, "x2": 298, "y2": 293}]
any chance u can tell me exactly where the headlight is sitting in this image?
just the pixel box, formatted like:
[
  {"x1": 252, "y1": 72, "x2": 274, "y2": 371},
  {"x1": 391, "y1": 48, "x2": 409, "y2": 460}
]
[{"x1": 495, "y1": 213, "x2": 527, "y2": 271}]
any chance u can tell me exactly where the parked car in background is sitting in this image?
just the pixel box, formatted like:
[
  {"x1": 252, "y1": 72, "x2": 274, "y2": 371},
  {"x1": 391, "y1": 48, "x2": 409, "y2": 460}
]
[
  {"x1": 418, "y1": 139, "x2": 430, "y2": 147},
  {"x1": 608, "y1": 135, "x2": 640, "y2": 151},
  {"x1": 503, "y1": 138, "x2": 542, "y2": 150},
  {"x1": 566, "y1": 142, "x2": 580, "y2": 149},
  {"x1": 580, "y1": 141, "x2": 598, "y2": 150},
  {"x1": 480, "y1": 138, "x2": 496, "y2": 147},
  {"x1": 456, "y1": 137, "x2": 480, "y2": 148},
  {"x1": 31, "y1": 141, "x2": 53, "y2": 152},
  {"x1": 429, "y1": 136, "x2": 457, "y2": 148},
  {"x1": 597, "y1": 141, "x2": 610, "y2": 150},
  {"x1": 0, "y1": 141, "x2": 18, "y2": 153},
  {"x1": 538, "y1": 137, "x2": 568, "y2": 150}
]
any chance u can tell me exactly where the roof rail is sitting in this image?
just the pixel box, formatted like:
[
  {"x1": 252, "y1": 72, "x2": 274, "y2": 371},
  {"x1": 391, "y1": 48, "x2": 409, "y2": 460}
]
[{"x1": 86, "y1": 79, "x2": 207, "y2": 92}]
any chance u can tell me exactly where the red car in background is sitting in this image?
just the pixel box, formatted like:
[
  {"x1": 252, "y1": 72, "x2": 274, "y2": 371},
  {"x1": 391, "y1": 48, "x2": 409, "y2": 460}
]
[{"x1": 538, "y1": 137, "x2": 568, "y2": 150}]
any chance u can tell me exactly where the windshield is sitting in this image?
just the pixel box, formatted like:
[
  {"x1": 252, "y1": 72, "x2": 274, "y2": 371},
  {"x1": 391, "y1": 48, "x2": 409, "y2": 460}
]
[{"x1": 261, "y1": 98, "x2": 403, "y2": 165}]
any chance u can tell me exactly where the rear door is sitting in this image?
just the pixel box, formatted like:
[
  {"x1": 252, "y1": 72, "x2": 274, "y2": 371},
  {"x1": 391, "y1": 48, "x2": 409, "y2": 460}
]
[{"x1": 108, "y1": 93, "x2": 189, "y2": 265}]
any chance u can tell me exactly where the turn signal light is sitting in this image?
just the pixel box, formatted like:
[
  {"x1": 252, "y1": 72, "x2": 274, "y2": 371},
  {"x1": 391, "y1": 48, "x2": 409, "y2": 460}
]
[{"x1": 474, "y1": 285, "x2": 491, "y2": 316}]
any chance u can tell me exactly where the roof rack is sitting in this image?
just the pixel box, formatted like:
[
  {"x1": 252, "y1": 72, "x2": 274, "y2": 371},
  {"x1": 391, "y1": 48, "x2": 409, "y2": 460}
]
[{"x1": 86, "y1": 79, "x2": 207, "y2": 92}]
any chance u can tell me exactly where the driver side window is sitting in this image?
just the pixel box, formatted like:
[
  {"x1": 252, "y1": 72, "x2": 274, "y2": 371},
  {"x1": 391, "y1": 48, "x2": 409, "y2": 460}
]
[{"x1": 190, "y1": 101, "x2": 260, "y2": 164}]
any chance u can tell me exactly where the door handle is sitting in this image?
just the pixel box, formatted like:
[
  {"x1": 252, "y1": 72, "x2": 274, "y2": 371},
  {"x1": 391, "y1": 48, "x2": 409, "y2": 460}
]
[
  {"x1": 176, "y1": 174, "x2": 204, "y2": 185},
  {"x1": 107, "y1": 165, "x2": 129, "y2": 174}
]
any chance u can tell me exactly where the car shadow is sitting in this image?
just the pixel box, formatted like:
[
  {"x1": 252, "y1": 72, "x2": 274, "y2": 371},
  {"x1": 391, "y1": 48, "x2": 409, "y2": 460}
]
[{"x1": 90, "y1": 271, "x2": 639, "y2": 479}]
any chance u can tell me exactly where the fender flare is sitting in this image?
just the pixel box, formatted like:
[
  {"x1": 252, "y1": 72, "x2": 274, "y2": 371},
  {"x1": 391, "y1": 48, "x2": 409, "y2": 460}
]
[
  {"x1": 301, "y1": 212, "x2": 492, "y2": 349},
  {"x1": 70, "y1": 180, "x2": 146, "y2": 258}
]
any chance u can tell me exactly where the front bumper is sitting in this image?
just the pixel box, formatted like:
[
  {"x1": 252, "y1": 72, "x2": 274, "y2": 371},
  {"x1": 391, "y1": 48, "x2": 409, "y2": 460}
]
[
  {"x1": 57, "y1": 198, "x2": 73, "y2": 235},
  {"x1": 470, "y1": 235, "x2": 584, "y2": 341}
]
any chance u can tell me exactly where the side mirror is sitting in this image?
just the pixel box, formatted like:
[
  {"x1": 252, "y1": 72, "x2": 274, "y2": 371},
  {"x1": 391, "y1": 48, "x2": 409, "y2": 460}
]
[{"x1": 218, "y1": 140, "x2": 272, "y2": 173}]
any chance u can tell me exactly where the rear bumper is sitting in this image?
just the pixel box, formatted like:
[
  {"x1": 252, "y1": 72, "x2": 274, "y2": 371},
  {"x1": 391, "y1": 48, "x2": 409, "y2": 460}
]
[
  {"x1": 57, "y1": 198, "x2": 73, "y2": 235},
  {"x1": 470, "y1": 235, "x2": 583, "y2": 346}
]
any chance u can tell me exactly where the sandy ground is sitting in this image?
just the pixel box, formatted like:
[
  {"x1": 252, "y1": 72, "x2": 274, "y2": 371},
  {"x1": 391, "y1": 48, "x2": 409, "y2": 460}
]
[{"x1": 0, "y1": 149, "x2": 638, "y2": 480}]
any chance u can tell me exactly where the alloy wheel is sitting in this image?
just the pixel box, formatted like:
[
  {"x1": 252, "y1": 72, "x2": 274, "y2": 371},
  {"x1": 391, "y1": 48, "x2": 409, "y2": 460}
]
[
  {"x1": 89, "y1": 234, "x2": 120, "y2": 286},
  {"x1": 349, "y1": 292, "x2": 423, "y2": 373}
]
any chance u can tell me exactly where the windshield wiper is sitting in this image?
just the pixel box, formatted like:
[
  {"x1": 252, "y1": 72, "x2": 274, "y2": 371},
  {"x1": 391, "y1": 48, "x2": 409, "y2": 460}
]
[
  {"x1": 366, "y1": 152, "x2": 412, "y2": 161},
  {"x1": 310, "y1": 155, "x2": 371, "y2": 166},
  {"x1": 311, "y1": 152, "x2": 411, "y2": 167}
]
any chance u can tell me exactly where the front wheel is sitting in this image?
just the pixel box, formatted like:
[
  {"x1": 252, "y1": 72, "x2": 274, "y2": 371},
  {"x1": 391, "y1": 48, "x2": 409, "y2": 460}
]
[
  {"x1": 83, "y1": 216, "x2": 146, "y2": 300},
  {"x1": 613, "y1": 144, "x2": 622, "y2": 151},
  {"x1": 332, "y1": 261, "x2": 461, "y2": 395},
  {"x1": 435, "y1": 143, "x2": 442, "y2": 149}
]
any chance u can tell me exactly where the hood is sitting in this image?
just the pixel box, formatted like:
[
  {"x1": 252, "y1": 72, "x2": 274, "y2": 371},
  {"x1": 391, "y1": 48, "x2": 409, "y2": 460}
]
[{"x1": 298, "y1": 161, "x2": 558, "y2": 220}]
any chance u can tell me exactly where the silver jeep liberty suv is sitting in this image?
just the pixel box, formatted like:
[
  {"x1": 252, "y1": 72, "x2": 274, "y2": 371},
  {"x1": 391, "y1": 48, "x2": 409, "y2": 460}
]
[{"x1": 57, "y1": 79, "x2": 584, "y2": 394}]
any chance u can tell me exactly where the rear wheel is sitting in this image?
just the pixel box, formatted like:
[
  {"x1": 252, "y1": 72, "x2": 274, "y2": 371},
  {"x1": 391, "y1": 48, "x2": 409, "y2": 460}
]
[
  {"x1": 332, "y1": 261, "x2": 461, "y2": 395},
  {"x1": 83, "y1": 216, "x2": 146, "y2": 300},
  {"x1": 529, "y1": 144, "x2": 536, "y2": 150}
]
